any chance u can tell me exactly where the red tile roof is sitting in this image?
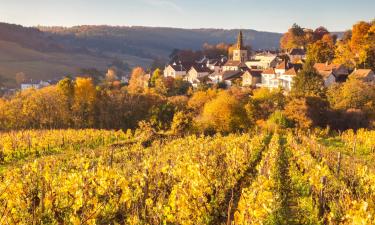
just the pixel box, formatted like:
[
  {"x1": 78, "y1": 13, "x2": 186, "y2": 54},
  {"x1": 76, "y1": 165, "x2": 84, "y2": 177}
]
[{"x1": 262, "y1": 68, "x2": 275, "y2": 74}]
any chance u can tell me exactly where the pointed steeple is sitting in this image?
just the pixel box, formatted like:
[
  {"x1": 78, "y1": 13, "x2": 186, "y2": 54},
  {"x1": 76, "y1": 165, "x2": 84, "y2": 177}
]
[{"x1": 236, "y1": 30, "x2": 244, "y2": 50}]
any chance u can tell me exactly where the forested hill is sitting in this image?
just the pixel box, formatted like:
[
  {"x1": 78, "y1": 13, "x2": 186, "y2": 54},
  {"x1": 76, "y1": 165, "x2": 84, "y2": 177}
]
[
  {"x1": 0, "y1": 22, "x2": 282, "y2": 84},
  {"x1": 38, "y1": 26, "x2": 283, "y2": 58}
]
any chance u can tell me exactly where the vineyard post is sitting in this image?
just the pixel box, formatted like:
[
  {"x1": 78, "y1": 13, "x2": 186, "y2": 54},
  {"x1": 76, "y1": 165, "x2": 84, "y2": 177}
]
[
  {"x1": 336, "y1": 152, "x2": 341, "y2": 178},
  {"x1": 318, "y1": 176, "x2": 327, "y2": 220}
]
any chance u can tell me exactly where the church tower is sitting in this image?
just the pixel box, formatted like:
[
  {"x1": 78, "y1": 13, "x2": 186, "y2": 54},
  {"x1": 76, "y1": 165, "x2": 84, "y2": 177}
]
[{"x1": 232, "y1": 30, "x2": 248, "y2": 62}]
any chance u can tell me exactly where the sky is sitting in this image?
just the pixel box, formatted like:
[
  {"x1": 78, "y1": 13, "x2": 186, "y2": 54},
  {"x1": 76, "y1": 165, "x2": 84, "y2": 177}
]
[{"x1": 0, "y1": 0, "x2": 374, "y2": 33}]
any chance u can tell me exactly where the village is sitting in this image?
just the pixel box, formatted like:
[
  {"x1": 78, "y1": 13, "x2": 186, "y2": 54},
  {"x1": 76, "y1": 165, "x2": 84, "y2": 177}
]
[
  {"x1": 13, "y1": 30, "x2": 374, "y2": 94},
  {"x1": 163, "y1": 31, "x2": 375, "y2": 90}
]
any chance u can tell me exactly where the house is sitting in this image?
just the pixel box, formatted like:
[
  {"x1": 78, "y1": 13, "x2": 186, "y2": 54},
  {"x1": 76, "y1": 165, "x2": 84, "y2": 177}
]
[
  {"x1": 279, "y1": 67, "x2": 298, "y2": 91},
  {"x1": 314, "y1": 63, "x2": 349, "y2": 87},
  {"x1": 245, "y1": 53, "x2": 278, "y2": 69},
  {"x1": 260, "y1": 68, "x2": 278, "y2": 89},
  {"x1": 260, "y1": 61, "x2": 301, "y2": 91},
  {"x1": 223, "y1": 30, "x2": 249, "y2": 72},
  {"x1": 275, "y1": 60, "x2": 288, "y2": 75},
  {"x1": 185, "y1": 65, "x2": 212, "y2": 87},
  {"x1": 207, "y1": 70, "x2": 245, "y2": 87},
  {"x1": 221, "y1": 70, "x2": 244, "y2": 87},
  {"x1": 288, "y1": 48, "x2": 306, "y2": 62},
  {"x1": 242, "y1": 69, "x2": 263, "y2": 87},
  {"x1": 223, "y1": 61, "x2": 248, "y2": 71},
  {"x1": 206, "y1": 57, "x2": 227, "y2": 73},
  {"x1": 349, "y1": 69, "x2": 375, "y2": 83},
  {"x1": 164, "y1": 62, "x2": 191, "y2": 78},
  {"x1": 21, "y1": 80, "x2": 50, "y2": 90}
]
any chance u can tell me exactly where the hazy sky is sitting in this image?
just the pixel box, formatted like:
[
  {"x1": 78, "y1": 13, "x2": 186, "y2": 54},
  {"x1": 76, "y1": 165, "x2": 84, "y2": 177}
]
[{"x1": 0, "y1": 0, "x2": 374, "y2": 32}]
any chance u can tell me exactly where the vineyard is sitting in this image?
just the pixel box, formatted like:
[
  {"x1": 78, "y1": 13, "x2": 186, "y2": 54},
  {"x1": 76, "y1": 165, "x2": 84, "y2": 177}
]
[{"x1": 0, "y1": 129, "x2": 374, "y2": 224}]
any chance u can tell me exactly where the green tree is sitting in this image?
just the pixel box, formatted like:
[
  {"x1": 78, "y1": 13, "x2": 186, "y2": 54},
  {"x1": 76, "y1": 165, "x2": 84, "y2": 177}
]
[
  {"x1": 150, "y1": 68, "x2": 163, "y2": 87},
  {"x1": 291, "y1": 60, "x2": 326, "y2": 98}
]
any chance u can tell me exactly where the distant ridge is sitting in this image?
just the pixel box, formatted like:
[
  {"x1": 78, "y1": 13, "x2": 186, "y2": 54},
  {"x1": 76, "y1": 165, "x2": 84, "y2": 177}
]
[{"x1": 0, "y1": 22, "x2": 344, "y2": 85}]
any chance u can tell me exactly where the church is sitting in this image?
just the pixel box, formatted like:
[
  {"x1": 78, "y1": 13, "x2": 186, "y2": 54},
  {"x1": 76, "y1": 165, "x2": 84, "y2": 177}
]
[{"x1": 222, "y1": 31, "x2": 249, "y2": 71}]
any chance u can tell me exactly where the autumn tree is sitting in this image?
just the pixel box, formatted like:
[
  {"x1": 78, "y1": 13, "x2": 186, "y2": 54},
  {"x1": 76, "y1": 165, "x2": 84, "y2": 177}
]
[
  {"x1": 199, "y1": 91, "x2": 249, "y2": 133},
  {"x1": 171, "y1": 111, "x2": 192, "y2": 135},
  {"x1": 128, "y1": 67, "x2": 148, "y2": 94},
  {"x1": 334, "y1": 20, "x2": 375, "y2": 70},
  {"x1": 313, "y1": 26, "x2": 330, "y2": 41},
  {"x1": 280, "y1": 23, "x2": 306, "y2": 50},
  {"x1": 327, "y1": 77, "x2": 375, "y2": 112},
  {"x1": 306, "y1": 35, "x2": 335, "y2": 63},
  {"x1": 72, "y1": 77, "x2": 97, "y2": 127},
  {"x1": 245, "y1": 88, "x2": 285, "y2": 124},
  {"x1": 284, "y1": 97, "x2": 328, "y2": 129},
  {"x1": 187, "y1": 89, "x2": 218, "y2": 114},
  {"x1": 150, "y1": 68, "x2": 163, "y2": 87}
]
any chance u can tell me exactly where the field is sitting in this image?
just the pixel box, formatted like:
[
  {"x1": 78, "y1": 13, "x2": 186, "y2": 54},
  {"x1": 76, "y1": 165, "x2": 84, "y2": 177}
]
[
  {"x1": 0, "y1": 40, "x2": 151, "y2": 86},
  {"x1": 0, "y1": 129, "x2": 374, "y2": 224}
]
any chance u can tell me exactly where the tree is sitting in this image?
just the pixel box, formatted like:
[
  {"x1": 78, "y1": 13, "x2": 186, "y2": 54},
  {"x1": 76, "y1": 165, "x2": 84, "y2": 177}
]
[
  {"x1": 245, "y1": 88, "x2": 286, "y2": 123},
  {"x1": 284, "y1": 97, "x2": 328, "y2": 129},
  {"x1": 188, "y1": 89, "x2": 218, "y2": 114},
  {"x1": 72, "y1": 77, "x2": 97, "y2": 127},
  {"x1": 335, "y1": 20, "x2": 375, "y2": 70},
  {"x1": 291, "y1": 60, "x2": 326, "y2": 98},
  {"x1": 57, "y1": 77, "x2": 75, "y2": 101},
  {"x1": 128, "y1": 67, "x2": 148, "y2": 94},
  {"x1": 79, "y1": 68, "x2": 104, "y2": 84},
  {"x1": 306, "y1": 39, "x2": 335, "y2": 63},
  {"x1": 280, "y1": 24, "x2": 306, "y2": 50},
  {"x1": 150, "y1": 68, "x2": 163, "y2": 87},
  {"x1": 334, "y1": 41, "x2": 356, "y2": 69},
  {"x1": 327, "y1": 76, "x2": 375, "y2": 112},
  {"x1": 313, "y1": 26, "x2": 330, "y2": 41},
  {"x1": 199, "y1": 91, "x2": 249, "y2": 133},
  {"x1": 171, "y1": 111, "x2": 192, "y2": 135}
]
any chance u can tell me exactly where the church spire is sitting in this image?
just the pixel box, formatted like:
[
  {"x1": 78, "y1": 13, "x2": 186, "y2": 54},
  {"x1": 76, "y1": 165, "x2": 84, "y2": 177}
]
[{"x1": 236, "y1": 30, "x2": 244, "y2": 50}]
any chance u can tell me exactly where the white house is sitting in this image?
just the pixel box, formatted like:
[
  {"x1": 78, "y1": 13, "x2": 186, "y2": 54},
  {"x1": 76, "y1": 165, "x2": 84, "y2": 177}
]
[
  {"x1": 260, "y1": 61, "x2": 300, "y2": 91},
  {"x1": 246, "y1": 53, "x2": 278, "y2": 69},
  {"x1": 260, "y1": 68, "x2": 277, "y2": 89},
  {"x1": 21, "y1": 80, "x2": 50, "y2": 90},
  {"x1": 164, "y1": 62, "x2": 190, "y2": 78},
  {"x1": 279, "y1": 68, "x2": 298, "y2": 91},
  {"x1": 185, "y1": 65, "x2": 212, "y2": 86}
]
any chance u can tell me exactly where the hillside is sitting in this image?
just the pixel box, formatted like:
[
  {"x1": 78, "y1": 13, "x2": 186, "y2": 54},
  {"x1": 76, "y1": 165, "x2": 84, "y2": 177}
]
[
  {"x1": 0, "y1": 23, "x2": 282, "y2": 86},
  {"x1": 38, "y1": 25, "x2": 283, "y2": 58}
]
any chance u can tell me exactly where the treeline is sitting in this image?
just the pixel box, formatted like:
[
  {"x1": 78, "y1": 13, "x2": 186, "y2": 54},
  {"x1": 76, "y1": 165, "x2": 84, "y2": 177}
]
[
  {"x1": 281, "y1": 19, "x2": 375, "y2": 70},
  {"x1": 0, "y1": 62, "x2": 374, "y2": 132}
]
